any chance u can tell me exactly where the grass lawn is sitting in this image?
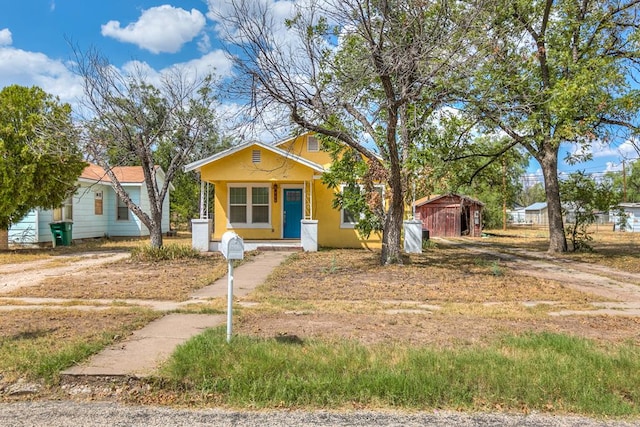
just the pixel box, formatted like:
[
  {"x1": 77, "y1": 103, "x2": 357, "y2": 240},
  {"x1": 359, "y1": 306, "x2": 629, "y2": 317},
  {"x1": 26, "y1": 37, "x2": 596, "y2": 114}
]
[
  {"x1": 2, "y1": 229, "x2": 640, "y2": 417},
  {"x1": 157, "y1": 230, "x2": 640, "y2": 416},
  {"x1": 0, "y1": 308, "x2": 161, "y2": 383}
]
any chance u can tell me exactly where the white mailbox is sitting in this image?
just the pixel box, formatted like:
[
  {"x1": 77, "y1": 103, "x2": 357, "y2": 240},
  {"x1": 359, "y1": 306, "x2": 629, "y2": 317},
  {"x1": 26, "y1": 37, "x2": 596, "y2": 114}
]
[{"x1": 220, "y1": 231, "x2": 244, "y2": 260}]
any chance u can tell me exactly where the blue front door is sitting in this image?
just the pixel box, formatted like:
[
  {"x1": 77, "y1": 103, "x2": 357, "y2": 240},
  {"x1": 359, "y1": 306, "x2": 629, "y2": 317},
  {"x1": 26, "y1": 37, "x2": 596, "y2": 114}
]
[{"x1": 283, "y1": 189, "x2": 303, "y2": 238}]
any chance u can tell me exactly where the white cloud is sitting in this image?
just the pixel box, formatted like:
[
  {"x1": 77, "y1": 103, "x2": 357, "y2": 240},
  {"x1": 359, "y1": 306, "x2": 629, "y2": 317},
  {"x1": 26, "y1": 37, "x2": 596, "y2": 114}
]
[
  {"x1": 605, "y1": 161, "x2": 623, "y2": 173},
  {"x1": 0, "y1": 29, "x2": 12, "y2": 46},
  {"x1": 566, "y1": 138, "x2": 639, "y2": 162},
  {"x1": 174, "y1": 50, "x2": 234, "y2": 79},
  {"x1": 0, "y1": 47, "x2": 83, "y2": 105},
  {"x1": 197, "y1": 33, "x2": 211, "y2": 54},
  {"x1": 101, "y1": 5, "x2": 206, "y2": 54},
  {"x1": 206, "y1": 0, "x2": 297, "y2": 44}
]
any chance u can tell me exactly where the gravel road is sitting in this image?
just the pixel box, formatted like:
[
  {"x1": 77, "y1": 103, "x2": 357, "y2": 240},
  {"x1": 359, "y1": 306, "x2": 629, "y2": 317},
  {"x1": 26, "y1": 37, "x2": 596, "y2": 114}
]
[{"x1": 0, "y1": 401, "x2": 637, "y2": 426}]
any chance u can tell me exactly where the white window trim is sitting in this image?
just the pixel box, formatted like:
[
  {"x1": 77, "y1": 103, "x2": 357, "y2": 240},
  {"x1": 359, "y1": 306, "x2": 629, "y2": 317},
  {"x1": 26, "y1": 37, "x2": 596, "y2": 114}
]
[
  {"x1": 116, "y1": 195, "x2": 129, "y2": 221},
  {"x1": 339, "y1": 184, "x2": 385, "y2": 229},
  {"x1": 53, "y1": 196, "x2": 74, "y2": 222},
  {"x1": 227, "y1": 183, "x2": 272, "y2": 229}
]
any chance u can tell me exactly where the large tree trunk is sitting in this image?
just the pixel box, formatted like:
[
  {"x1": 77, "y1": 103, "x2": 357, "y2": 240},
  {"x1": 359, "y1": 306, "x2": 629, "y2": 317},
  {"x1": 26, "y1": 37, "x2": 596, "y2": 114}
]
[
  {"x1": 150, "y1": 225, "x2": 163, "y2": 248},
  {"x1": 540, "y1": 149, "x2": 567, "y2": 253},
  {"x1": 381, "y1": 181, "x2": 405, "y2": 265},
  {"x1": 149, "y1": 211, "x2": 163, "y2": 248},
  {"x1": 0, "y1": 228, "x2": 8, "y2": 250}
]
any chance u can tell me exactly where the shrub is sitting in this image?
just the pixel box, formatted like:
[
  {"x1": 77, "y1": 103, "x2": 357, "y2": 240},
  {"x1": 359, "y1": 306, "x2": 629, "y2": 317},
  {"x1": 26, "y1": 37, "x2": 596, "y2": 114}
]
[{"x1": 131, "y1": 243, "x2": 201, "y2": 261}]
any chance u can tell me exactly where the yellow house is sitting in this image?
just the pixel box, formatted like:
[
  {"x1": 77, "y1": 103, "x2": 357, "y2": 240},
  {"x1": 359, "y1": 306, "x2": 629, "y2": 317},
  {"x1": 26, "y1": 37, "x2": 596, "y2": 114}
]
[{"x1": 184, "y1": 133, "x2": 383, "y2": 251}]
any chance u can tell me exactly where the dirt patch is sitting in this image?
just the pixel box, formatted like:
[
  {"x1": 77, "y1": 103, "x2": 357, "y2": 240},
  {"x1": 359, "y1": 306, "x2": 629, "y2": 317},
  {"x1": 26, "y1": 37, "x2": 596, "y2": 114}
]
[{"x1": 0, "y1": 252, "x2": 130, "y2": 293}]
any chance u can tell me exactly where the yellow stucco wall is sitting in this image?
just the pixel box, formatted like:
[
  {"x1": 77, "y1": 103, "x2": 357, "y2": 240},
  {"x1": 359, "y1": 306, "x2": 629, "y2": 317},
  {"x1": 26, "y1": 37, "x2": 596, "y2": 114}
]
[
  {"x1": 277, "y1": 134, "x2": 334, "y2": 168},
  {"x1": 312, "y1": 179, "x2": 382, "y2": 249},
  {"x1": 201, "y1": 133, "x2": 383, "y2": 248},
  {"x1": 199, "y1": 144, "x2": 318, "y2": 183}
]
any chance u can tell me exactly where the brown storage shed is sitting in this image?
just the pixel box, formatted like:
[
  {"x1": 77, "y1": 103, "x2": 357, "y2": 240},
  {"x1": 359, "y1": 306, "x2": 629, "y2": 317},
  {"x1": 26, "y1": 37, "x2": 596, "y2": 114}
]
[{"x1": 414, "y1": 194, "x2": 484, "y2": 238}]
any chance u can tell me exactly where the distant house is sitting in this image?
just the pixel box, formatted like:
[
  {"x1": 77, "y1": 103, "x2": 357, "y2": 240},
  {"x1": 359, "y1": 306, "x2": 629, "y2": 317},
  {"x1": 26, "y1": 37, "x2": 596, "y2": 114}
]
[
  {"x1": 524, "y1": 202, "x2": 548, "y2": 225},
  {"x1": 413, "y1": 194, "x2": 484, "y2": 237},
  {"x1": 611, "y1": 203, "x2": 640, "y2": 232},
  {"x1": 507, "y1": 207, "x2": 526, "y2": 224},
  {"x1": 8, "y1": 163, "x2": 171, "y2": 245}
]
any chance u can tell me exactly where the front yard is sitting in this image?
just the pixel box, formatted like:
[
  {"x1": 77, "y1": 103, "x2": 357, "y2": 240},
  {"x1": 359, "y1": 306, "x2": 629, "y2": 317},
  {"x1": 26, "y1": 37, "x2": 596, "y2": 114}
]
[{"x1": 1, "y1": 229, "x2": 639, "y2": 416}]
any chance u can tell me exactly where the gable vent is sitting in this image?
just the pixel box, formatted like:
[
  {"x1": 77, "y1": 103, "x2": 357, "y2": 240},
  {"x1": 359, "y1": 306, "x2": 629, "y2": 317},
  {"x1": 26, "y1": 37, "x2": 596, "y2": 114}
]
[
  {"x1": 307, "y1": 136, "x2": 319, "y2": 152},
  {"x1": 252, "y1": 149, "x2": 261, "y2": 163}
]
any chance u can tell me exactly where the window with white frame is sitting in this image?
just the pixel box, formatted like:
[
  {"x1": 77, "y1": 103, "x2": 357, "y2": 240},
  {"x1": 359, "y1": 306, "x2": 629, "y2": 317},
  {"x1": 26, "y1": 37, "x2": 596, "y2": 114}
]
[
  {"x1": 340, "y1": 184, "x2": 384, "y2": 228},
  {"x1": 53, "y1": 196, "x2": 73, "y2": 221},
  {"x1": 117, "y1": 195, "x2": 129, "y2": 221},
  {"x1": 228, "y1": 184, "x2": 271, "y2": 226}
]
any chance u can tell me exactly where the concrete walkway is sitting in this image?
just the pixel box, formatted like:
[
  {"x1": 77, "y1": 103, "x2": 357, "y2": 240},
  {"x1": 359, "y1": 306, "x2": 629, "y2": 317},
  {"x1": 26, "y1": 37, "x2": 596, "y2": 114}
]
[{"x1": 61, "y1": 251, "x2": 292, "y2": 378}]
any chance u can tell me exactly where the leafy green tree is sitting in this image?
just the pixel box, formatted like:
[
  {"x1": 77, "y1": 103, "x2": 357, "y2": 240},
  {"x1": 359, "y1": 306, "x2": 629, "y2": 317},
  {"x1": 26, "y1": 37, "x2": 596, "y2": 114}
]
[
  {"x1": 218, "y1": 0, "x2": 485, "y2": 264},
  {"x1": 465, "y1": 0, "x2": 640, "y2": 253},
  {"x1": 560, "y1": 171, "x2": 621, "y2": 251},
  {"x1": 518, "y1": 182, "x2": 547, "y2": 208},
  {"x1": 418, "y1": 134, "x2": 529, "y2": 229},
  {"x1": 605, "y1": 160, "x2": 640, "y2": 203},
  {"x1": 0, "y1": 85, "x2": 86, "y2": 248},
  {"x1": 73, "y1": 50, "x2": 221, "y2": 247},
  {"x1": 156, "y1": 135, "x2": 233, "y2": 229},
  {"x1": 320, "y1": 139, "x2": 385, "y2": 238}
]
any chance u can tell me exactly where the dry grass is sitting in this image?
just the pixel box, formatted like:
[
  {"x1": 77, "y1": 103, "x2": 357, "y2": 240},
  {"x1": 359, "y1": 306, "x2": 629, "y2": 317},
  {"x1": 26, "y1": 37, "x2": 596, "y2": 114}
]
[
  {"x1": 482, "y1": 226, "x2": 640, "y2": 272},
  {"x1": 5, "y1": 255, "x2": 228, "y2": 301},
  {"x1": 238, "y1": 245, "x2": 640, "y2": 348},
  {"x1": 0, "y1": 308, "x2": 161, "y2": 382},
  {"x1": 254, "y1": 248, "x2": 596, "y2": 304},
  {"x1": 0, "y1": 233, "x2": 194, "y2": 265}
]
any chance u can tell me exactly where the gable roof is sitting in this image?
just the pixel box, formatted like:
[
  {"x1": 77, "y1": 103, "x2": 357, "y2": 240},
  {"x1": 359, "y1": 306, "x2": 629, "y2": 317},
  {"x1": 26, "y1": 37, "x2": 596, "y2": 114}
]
[
  {"x1": 525, "y1": 202, "x2": 547, "y2": 211},
  {"x1": 414, "y1": 193, "x2": 484, "y2": 208},
  {"x1": 79, "y1": 163, "x2": 167, "y2": 186},
  {"x1": 184, "y1": 140, "x2": 325, "y2": 173}
]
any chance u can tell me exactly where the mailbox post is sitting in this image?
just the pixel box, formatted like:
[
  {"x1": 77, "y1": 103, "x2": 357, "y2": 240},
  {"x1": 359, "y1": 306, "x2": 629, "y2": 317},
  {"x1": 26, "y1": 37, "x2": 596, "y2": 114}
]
[{"x1": 220, "y1": 231, "x2": 244, "y2": 343}]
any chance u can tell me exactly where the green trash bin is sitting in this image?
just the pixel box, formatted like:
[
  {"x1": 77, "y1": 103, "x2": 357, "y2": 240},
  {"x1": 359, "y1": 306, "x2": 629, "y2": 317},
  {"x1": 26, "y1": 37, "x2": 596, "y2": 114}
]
[{"x1": 49, "y1": 221, "x2": 73, "y2": 247}]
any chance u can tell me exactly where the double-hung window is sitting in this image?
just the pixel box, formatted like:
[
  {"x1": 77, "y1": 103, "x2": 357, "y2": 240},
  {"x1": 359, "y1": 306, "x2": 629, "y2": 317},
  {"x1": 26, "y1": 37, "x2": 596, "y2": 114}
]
[
  {"x1": 117, "y1": 195, "x2": 129, "y2": 221},
  {"x1": 340, "y1": 184, "x2": 384, "y2": 228},
  {"x1": 53, "y1": 196, "x2": 73, "y2": 221},
  {"x1": 228, "y1": 184, "x2": 271, "y2": 227}
]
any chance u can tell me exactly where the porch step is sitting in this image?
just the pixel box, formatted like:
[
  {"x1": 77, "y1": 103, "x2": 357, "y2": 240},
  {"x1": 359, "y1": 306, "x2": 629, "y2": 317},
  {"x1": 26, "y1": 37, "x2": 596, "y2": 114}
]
[
  {"x1": 209, "y1": 240, "x2": 302, "y2": 252},
  {"x1": 255, "y1": 245, "x2": 303, "y2": 252}
]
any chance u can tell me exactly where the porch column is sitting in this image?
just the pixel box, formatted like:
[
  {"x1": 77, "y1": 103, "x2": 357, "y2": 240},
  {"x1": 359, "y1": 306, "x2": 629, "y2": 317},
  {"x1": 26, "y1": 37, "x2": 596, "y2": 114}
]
[
  {"x1": 191, "y1": 218, "x2": 212, "y2": 252},
  {"x1": 403, "y1": 219, "x2": 423, "y2": 254},
  {"x1": 199, "y1": 180, "x2": 205, "y2": 219},
  {"x1": 301, "y1": 219, "x2": 318, "y2": 252}
]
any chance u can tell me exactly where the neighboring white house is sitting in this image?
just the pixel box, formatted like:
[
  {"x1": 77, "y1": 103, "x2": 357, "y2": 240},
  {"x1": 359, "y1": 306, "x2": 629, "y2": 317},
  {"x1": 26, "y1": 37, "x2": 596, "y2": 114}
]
[
  {"x1": 8, "y1": 163, "x2": 171, "y2": 245},
  {"x1": 524, "y1": 202, "x2": 548, "y2": 225},
  {"x1": 507, "y1": 207, "x2": 526, "y2": 224},
  {"x1": 610, "y1": 203, "x2": 640, "y2": 232}
]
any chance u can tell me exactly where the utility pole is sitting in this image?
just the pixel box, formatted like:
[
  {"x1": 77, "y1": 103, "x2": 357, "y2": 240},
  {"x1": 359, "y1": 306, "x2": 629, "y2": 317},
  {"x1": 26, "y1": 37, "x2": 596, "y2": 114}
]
[
  {"x1": 502, "y1": 158, "x2": 507, "y2": 231},
  {"x1": 622, "y1": 160, "x2": 628, "y2": 202}
]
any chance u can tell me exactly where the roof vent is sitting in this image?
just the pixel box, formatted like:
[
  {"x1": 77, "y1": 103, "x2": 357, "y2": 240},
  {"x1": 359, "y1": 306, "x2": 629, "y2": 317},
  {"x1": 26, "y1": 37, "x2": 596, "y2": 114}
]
[
  {"x1": 252, "y1": 149, "x2": 261, "y2": 163},
  {"x1": 307, "y1": 136, "x2": 319, "y2": 152}
]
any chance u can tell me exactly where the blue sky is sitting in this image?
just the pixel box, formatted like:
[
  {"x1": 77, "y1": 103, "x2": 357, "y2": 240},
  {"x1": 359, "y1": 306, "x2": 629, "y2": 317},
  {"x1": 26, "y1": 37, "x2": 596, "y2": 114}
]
[{"x1": 0, "y1": 0, "x2": 637, "y2": 182}]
